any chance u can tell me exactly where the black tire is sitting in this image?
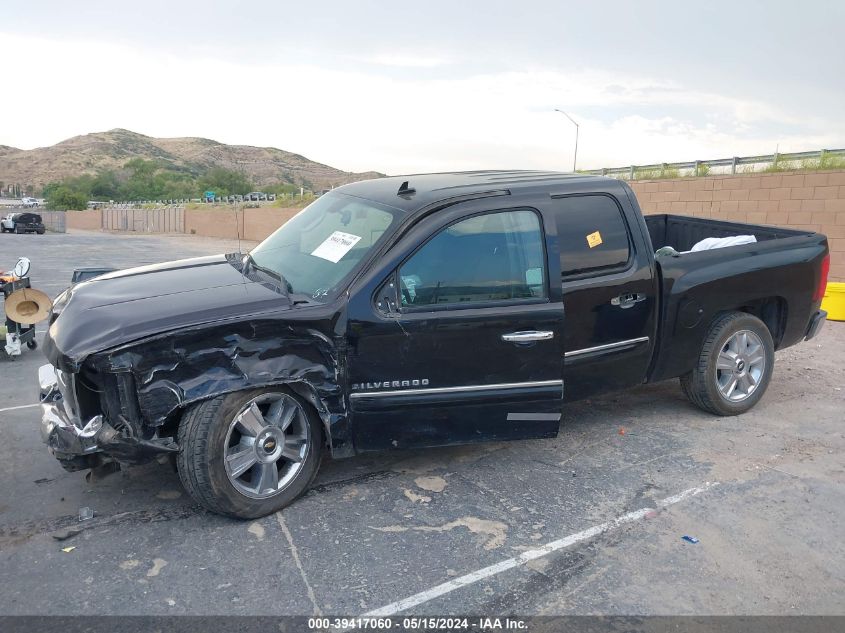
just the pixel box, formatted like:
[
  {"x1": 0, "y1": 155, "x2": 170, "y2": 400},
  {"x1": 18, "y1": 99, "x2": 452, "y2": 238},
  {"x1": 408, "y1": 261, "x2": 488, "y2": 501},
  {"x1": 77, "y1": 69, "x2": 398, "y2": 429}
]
[
  {"x1": 177, "y1": 387, "x2": 323, "y2": 519},
  {"x1": 681, "y1": 311, "x2": 774, "y2": 416},
  {"x1": 13, "y1": 226, "x2": 22, "y2": 234},
  {"x1": 26, "y1": 340, "x2": 37, "y2": 350},
  {"x1": 37, "y1": 230, "x2": 45, "y2": 235}
]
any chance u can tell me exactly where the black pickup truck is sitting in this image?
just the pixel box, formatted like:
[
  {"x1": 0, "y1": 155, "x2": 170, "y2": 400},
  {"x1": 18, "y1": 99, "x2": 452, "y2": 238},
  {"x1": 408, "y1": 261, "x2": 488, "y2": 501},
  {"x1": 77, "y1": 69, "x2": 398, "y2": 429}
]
[{"x1": 38, "y1": 172, "x2": 829, "y2": 518}]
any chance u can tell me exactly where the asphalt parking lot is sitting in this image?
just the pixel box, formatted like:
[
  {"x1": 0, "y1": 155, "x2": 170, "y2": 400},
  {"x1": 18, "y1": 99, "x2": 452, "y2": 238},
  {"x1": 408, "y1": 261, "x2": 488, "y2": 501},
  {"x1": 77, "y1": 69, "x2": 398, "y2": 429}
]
[{"x1": 1, "y1": 230, "x2": 844, "y2": 616}]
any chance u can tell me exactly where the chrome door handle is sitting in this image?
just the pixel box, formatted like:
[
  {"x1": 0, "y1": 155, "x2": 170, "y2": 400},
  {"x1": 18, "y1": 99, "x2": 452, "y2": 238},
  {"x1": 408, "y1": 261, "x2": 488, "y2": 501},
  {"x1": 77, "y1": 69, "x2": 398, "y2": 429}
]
[
  {"x1": 611, "y1": 293, "x2": 646, "y2": 309},
  {"x1": 501, "y1": 330, "x2": 555, "y2": 343}
]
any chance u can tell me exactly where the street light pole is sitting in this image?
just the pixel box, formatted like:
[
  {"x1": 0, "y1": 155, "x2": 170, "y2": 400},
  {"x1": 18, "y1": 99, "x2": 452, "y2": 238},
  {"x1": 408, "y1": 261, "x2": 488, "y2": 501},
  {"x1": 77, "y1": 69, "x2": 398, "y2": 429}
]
[{"x1": 554, "y1": 108, "x2": 579, "y2": 172}]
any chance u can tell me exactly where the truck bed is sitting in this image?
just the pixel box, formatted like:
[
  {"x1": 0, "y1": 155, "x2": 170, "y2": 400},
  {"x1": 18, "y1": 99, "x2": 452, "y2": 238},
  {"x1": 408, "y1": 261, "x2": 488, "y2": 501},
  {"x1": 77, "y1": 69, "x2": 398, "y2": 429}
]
[
  {"x1": 642, "y1": 214, "x2": 827, "y2": 383},
  {"x1": 644, "y1": 214, "x2": 807, "y2": 252}
]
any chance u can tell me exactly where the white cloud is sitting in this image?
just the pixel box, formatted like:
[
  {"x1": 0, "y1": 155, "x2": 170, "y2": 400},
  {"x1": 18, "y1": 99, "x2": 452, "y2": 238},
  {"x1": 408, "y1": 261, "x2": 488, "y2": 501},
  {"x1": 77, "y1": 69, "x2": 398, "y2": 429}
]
[
  {"x1": 353, "y1": 53, "x2": 451, "y2": 68},
  {"x1": 1, "y1": 33, "x2": 842, "y2": 175}
]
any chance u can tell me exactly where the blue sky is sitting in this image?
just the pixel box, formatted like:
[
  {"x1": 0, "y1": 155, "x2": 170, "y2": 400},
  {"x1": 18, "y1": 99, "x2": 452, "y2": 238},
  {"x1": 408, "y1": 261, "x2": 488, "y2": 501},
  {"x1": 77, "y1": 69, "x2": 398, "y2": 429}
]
[{"x1": 3, "y1": 0, "x2": 843, "y2": 174}]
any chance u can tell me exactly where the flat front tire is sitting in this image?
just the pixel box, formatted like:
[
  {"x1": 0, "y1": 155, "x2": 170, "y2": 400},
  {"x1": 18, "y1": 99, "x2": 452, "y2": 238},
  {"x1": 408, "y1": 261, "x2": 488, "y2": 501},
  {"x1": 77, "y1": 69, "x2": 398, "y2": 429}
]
[
  {"x1": 681, "y1": 311, "x2": 774, "y2": 416},
  {"x1": 177, "y1": 388, "x2": 322, "y2": 519}
]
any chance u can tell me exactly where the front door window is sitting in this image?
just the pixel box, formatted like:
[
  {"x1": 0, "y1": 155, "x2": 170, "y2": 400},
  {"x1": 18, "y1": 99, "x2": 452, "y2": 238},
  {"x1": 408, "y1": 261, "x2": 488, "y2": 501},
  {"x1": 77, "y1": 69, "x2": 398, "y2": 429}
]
[{"x1": 398, "y1": 209, "x2": 546, "y2": 308}]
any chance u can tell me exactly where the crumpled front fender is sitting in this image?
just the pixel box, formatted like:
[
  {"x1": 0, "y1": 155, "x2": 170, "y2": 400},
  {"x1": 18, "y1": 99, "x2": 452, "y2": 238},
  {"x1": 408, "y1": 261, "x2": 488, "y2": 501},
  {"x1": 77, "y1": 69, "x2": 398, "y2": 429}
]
[{"x1": 94, "y1": 317, "x2": 353, "y2": 457}]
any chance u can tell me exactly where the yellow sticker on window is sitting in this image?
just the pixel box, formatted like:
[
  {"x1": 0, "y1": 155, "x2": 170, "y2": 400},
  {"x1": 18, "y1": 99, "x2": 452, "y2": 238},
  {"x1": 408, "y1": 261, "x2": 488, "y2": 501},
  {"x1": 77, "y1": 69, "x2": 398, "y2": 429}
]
[{"x1": 586, "y1": 231, "x2": 603, "y2": 248}]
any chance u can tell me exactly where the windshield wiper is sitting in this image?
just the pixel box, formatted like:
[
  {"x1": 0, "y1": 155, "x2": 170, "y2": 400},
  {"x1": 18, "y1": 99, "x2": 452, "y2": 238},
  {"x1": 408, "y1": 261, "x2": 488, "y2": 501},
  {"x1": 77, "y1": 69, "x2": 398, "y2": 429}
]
[{"x1": 242, "y1": 253, "x2": 292, "y2": 295}]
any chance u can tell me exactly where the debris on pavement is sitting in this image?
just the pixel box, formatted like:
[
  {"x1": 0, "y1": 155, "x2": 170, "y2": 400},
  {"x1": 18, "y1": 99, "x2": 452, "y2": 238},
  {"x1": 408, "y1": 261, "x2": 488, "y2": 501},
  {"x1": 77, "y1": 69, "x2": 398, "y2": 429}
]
[
  {"x1": 78, "y1": 507, "x2": 94, "y2": 522},
  {"x1": 682, "y1": 535, "x2": 700, "y2": 544},
  {"x1": 52, "y1": 528, "x2": 82, "y2": 542},
  {"x1": 61, "y1": 546, "x2": 76, "y2": 553}
]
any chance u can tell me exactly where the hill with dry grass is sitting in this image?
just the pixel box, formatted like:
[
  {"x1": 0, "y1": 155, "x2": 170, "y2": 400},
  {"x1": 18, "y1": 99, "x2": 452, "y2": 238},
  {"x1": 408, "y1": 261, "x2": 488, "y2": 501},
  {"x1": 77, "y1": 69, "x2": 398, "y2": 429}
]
[{"x1": 0, "y1": 129, "x2": 382, "y2": 191}]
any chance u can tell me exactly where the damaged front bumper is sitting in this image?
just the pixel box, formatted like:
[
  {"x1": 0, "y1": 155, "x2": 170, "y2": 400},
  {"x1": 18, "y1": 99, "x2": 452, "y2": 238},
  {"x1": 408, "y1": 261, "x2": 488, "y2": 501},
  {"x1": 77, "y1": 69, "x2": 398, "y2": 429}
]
[{"x1": 39, "y1": 364, "x2": 178, "y2": 469}]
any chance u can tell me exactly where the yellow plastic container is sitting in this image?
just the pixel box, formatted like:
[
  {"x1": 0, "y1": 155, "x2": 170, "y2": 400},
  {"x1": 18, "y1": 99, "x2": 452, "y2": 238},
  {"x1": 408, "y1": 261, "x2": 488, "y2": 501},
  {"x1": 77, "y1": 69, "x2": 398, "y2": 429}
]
[{"x1": 821, "y1": 282, "x2": 845, "y2": 322}]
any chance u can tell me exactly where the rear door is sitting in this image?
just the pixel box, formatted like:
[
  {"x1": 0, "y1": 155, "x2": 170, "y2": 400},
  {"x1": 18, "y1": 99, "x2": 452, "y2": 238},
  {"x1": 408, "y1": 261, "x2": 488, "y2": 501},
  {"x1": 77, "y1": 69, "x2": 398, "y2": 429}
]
[
  {"x1": 346, "y1": 201, "x2": 565, "y2": 451},
  {"x1": 552, "y1": 192, "x2": 657, "y2": 401}
]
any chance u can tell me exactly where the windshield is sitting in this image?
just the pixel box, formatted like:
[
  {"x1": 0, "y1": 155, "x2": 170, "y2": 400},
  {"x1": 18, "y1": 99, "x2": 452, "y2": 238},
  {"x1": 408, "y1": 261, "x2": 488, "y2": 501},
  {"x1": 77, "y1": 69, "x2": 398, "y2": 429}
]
[{"x1": 248, "y1": 192, "x2": 401, "y2": 300}]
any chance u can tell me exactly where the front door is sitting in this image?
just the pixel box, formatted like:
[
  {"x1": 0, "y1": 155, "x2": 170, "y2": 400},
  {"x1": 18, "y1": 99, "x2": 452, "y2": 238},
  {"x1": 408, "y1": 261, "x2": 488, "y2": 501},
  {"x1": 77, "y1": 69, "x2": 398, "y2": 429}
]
[{"x1": 346, "y1": 203, "x2": 565, "y2": 451}]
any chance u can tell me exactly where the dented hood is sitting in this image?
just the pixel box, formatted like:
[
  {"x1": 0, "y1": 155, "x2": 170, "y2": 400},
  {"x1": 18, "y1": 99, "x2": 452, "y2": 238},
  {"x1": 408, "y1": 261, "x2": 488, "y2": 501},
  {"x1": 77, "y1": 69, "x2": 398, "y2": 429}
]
[{"x1": 44, "y1": 253, "x2": 292, "y2": 370}]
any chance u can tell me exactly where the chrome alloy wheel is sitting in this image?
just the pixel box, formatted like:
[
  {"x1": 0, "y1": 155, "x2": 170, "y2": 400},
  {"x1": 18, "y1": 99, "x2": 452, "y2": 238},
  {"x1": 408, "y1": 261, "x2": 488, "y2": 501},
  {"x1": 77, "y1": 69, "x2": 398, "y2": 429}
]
[
  {"x1": 223, "y1": 393, "x2": 310, "y2": 499},
  {"x1": 715, "y1": 330, "x2": 767, "y2": 402}
]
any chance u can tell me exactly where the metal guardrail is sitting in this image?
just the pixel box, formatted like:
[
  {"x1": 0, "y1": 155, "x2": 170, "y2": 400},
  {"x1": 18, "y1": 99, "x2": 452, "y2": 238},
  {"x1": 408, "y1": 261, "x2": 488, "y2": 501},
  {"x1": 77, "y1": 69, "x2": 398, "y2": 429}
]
[{"x1": 582, "y1": 148, "x2": 845, "y2": 179}]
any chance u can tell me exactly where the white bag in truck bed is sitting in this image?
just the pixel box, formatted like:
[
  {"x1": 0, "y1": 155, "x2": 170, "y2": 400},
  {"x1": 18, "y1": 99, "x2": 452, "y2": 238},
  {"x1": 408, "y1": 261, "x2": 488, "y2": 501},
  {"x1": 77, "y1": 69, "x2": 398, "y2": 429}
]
[{"x1": 689, "y1": 235, "x2": 757, "y2": 252}]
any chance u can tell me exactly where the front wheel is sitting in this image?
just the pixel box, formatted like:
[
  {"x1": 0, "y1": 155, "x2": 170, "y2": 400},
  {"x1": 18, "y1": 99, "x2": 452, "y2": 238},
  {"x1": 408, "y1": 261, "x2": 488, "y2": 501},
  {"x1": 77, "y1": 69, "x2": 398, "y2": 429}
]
[
  {"x1": 177, "y1": 388, "x2": 322, "y2": 518},
  {"x1": 681, "y1": 311, "x2": 774, "y2": 416}
]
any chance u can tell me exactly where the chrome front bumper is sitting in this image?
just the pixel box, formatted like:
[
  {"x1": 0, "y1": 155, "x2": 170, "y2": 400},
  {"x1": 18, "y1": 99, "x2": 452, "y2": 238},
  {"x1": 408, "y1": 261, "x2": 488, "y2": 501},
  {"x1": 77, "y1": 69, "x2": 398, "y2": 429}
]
[{"x1": 38, "y1": 364, "x2": 103, "y2": 458}]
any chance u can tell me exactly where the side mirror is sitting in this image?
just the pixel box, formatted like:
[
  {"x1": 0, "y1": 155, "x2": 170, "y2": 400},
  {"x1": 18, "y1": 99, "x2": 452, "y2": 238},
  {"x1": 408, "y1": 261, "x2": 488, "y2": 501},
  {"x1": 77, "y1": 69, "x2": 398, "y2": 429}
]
[{"x1": 13, "y1": 257, "x2": 31, "y2": 278}]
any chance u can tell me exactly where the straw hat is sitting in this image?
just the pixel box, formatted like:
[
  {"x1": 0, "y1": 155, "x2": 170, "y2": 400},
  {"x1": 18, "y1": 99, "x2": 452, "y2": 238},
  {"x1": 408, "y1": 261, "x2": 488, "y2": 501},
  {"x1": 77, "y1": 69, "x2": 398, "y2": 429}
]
[{"x1": 5, "y1": 287, "x2": 52, "y2": 325}]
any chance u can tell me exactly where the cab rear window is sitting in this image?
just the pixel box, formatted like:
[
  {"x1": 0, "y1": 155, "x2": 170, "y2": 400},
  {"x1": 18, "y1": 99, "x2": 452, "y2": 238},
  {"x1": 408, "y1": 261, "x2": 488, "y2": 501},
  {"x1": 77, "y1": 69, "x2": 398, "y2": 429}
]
[{"x1": 555, "y1": 194, "x2": 631, "y2": 276}]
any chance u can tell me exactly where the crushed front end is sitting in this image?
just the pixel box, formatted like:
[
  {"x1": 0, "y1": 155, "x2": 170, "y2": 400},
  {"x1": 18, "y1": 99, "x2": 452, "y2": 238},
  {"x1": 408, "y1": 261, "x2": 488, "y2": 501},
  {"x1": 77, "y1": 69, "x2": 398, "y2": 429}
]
[{"x1": 38, "y1": 362, "x2": 178, "y2": 472}]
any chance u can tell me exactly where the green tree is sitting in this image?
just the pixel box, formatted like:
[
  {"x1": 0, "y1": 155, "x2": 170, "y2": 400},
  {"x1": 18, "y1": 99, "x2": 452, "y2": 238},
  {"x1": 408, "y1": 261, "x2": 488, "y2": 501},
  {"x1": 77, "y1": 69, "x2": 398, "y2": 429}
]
[
  {"x1": 121, "y1": 159, "x2": 166, "y2": 199},
  {"x1": 47, "y1": 186, "x2": 88, "y2": 210},
  {"x1": 90, "y1": 170, "x2": 120, "y2": 199},
  {"x1": 263, "y1": 182, "x2": 300, "y2": 195},
  {"x1": 41, "y1": 181, "x2": 62, "y2": 198},
  {"x1": 198, "y1": 168, "x2": 253, "y2": 196}
]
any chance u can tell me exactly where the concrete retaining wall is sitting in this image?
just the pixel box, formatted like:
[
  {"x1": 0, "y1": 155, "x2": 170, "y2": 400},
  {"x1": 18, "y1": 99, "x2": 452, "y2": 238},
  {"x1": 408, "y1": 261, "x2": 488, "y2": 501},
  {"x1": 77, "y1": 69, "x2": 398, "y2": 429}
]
[
  {"x1": 628, "y1": 169, "x2": 845, "y2": 281},
  {"x1": 182, "y1": 206, "x2": 302, "y2": 242},
  {"x1": 65, "y1": 209, "x2": 103, "y2": 231}
]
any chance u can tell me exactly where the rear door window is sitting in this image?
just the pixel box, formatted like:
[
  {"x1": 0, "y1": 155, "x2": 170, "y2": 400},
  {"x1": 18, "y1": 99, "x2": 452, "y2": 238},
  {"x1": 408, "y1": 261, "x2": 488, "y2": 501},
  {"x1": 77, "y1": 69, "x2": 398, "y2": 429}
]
[{"x1": 555, "y1": 195, "x2": 631, "y2": 276}]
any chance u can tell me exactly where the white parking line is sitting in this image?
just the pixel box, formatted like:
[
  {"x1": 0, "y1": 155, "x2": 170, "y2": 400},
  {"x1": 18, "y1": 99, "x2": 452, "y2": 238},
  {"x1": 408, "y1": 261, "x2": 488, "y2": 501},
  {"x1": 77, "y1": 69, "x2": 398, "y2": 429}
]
[
  {"x1": 0, "y1": 403, "x2": 40, "y2": 413},
  {"x1": 363, "y1": 482, "x2": 719, "y2": 617}
]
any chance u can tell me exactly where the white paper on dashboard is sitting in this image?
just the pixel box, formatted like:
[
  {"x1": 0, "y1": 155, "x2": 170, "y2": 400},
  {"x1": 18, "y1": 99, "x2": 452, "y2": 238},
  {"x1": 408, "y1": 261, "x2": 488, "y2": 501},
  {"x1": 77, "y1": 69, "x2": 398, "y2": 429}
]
[{"x1": 310, "y1": 231, "x2": 362, "y2": 263}]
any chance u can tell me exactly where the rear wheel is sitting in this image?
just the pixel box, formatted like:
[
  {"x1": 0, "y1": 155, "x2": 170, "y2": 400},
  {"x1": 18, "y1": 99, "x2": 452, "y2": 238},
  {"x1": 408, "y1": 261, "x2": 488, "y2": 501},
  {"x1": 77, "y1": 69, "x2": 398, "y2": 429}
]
[
  {"x1": 177, "y1": 388, "x2": 322, "y2": 518},
  {"x1": 14, "y1": 226, "x2": 22, "y2": 234},
  {"x1": 681, "y1": 311, "x2": 774, "y2": 416}
]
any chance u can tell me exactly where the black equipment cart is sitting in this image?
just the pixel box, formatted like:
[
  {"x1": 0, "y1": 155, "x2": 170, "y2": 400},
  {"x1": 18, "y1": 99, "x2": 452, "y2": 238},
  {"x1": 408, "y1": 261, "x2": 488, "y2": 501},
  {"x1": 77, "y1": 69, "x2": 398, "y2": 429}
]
[{"x1": 2, "y1": 276, "x2": 38, "y2": 353}]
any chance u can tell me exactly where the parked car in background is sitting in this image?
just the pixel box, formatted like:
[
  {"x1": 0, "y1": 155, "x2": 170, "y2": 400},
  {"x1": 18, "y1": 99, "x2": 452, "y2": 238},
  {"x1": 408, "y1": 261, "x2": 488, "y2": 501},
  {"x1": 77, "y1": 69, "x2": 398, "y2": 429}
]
[
  {"x1": 21, "y1": 197, "x2": 39, "y2": 208},
  {"x1": 245, "y1": 192, "x2": 268, "y2": 201},
  {"x1": 2, "y1": 212, "x2": 45, "y2": 234},
  {"x1": 1, "y1": 213, "x2": 18, "y2": 232}
]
